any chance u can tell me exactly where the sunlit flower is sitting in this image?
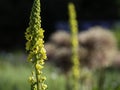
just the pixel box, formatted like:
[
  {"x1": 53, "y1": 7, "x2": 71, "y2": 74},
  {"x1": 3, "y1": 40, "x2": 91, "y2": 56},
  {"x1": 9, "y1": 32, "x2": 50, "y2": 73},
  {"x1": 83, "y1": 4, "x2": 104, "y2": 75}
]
[
  {"x1": 41, "y1": 84, "x2": 47, "y2": 90},
  {"x1": 25, "y1": 0, "x2": 47, "y2": 89}
]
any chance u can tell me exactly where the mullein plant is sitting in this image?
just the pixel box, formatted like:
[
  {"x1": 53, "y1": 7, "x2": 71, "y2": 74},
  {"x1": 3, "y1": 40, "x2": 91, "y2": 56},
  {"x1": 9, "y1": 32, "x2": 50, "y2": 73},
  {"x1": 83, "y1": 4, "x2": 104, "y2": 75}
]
[
  {"x1": 68, "y1": 3, "x2": 80, "y2": 90},
  {"x1": 25, "y1": 0, "x2": 47, "y2": 90}
]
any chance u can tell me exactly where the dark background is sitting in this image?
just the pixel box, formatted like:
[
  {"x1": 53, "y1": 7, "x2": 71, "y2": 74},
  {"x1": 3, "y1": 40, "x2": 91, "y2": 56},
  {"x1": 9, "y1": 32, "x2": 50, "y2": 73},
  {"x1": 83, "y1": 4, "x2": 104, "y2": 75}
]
[{"x1": 0, "y1": 0, "x2": 120, "y2": 50}]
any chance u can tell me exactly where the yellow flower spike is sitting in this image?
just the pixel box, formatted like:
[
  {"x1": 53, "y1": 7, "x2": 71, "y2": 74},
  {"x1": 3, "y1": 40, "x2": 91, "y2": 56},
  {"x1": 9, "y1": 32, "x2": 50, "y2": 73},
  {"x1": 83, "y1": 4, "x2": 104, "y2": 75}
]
[
  {"x1": 25, "y1": 0, "x2": 47, "y2": 89},
  {"x1": 68, "y1": 2, "x2": 80, "y2": 90}
]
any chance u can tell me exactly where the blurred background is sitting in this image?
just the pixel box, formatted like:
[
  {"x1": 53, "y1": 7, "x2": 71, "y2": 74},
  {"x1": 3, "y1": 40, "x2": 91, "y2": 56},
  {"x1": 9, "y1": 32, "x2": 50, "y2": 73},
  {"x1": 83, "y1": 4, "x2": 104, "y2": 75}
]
[
  {"x1": 0, "y1": 0, "x2": 120, "y2": 90},
  {"x1": 0, "y1": 0, "x2": 120, "y2": 50}
]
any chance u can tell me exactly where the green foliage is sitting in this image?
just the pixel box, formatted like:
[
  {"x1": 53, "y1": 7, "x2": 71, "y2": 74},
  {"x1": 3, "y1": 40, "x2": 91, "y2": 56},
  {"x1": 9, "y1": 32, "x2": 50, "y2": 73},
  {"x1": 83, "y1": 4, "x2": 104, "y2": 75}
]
[
  {"x1": 43, "y1": 64, "x2": 66, "y2": 90},
  {"x1": 0, "y1": 61, "x2": 66, "y2": 90},
  {"x1": 0, "y1": 62, "x2": 30, "y2": 90},
  {"x1": 93, "y1": 68, "x2": 120, "y2": 90},
  {"x1": 103, "y1": 69, "x2": 120, "y2": 90},
  {"x1": 0, "y1": 52, "x2": 120, "y2": 90}
]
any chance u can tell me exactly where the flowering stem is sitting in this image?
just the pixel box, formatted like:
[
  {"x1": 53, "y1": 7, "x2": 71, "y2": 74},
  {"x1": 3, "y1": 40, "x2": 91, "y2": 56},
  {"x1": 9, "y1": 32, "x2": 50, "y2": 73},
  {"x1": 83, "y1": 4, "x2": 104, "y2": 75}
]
[
  {"x1": 25, "y1": 0, "x2": 47, "y2": 90},
  {"x1": 68, "y1": 2, "x2": 80, "y2": 90}
]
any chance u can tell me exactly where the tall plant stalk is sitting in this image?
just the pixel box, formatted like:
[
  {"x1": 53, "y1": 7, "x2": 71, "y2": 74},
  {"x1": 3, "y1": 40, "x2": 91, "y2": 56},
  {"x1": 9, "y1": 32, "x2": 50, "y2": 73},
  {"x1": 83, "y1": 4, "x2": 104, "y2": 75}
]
[
  {"x1": 68, "y1": 2, "x2": 80, "y2": 90},
  {"x1": 25, "y1": 0, "x2": 47, "y2": 90}
]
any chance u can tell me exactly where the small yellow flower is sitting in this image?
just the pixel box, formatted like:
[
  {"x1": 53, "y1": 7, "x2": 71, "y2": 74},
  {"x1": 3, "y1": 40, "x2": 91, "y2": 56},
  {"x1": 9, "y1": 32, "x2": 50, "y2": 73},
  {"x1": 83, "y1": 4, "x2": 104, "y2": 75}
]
[
  {"x1": 26, "y1": 34, "x2": 33, "y2": 41},
  {"x1": 36, "y1": 38, "x2": 43, "y2": 44},
  {"x1": 32, "y1": 46, "x2": 39, "y2": 54},
  {"x1": 26, "y1": 41, "x2": 31, "y2": 51},
  {"x1": 36, "y1": 39, "x2": 44, "y2": 48},
  {"x1": 37, "y1": 70, "x2": 42, "y2": 74},
  {"x1": 40, "y1": 47, "x2": 47, "y2": 59},
  {"x1": 41, "y1": 84, "x2": 47, "y2": 90},
  {"x1": 39, "y1": 59, "x2": 45, "y2": 65},
  {"x1": 35, "y1": 63, "x2": 43, "y2": 70},
  {"x1": 41, "y1": 76, "x2": 46, "y2": 82},
  {"x1": 39, "y1": 76, "x2": 47, "y2": 83},
  {"x1": 28, "y1": 76, "x2": 35, "y2": 83},
  {"x1": 27, "y1": 52, "x2": 33, "y2": 62},
  {"x1": 40, "y1": 47, "x2": 46, "y2": 53},
  {"x1": 38, "y1": 29, "x2": 44, "y2": 38},
  {"x1": 25, "y1": 27, "x2": 30, "y2": 35}
]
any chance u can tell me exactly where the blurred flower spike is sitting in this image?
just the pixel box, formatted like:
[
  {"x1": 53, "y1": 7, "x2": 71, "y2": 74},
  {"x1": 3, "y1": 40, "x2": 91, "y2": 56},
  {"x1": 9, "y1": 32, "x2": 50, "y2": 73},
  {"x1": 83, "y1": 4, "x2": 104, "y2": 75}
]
[{"x1": 68, "y1": 2, "x2": 80, "y2": 90}]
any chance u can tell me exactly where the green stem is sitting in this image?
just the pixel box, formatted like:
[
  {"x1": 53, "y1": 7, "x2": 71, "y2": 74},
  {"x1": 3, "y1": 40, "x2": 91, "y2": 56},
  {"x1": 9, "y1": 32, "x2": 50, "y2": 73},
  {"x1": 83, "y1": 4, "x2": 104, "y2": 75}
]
[
  {"x1": 98, "y1": 68, "x2": 105, "y2": 90},
  {"x1": 35, "y1": 66, "x2": 41, "y2": 90}
]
